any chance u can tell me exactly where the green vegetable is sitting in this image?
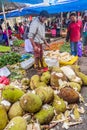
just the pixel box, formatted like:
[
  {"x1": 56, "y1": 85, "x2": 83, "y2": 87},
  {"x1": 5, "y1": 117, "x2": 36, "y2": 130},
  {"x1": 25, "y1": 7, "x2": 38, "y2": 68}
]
[
  {"x1": 60, "y1": 43, "x2": 70, "y2": 53},
  {"x1": 0, "y1": 52, "x2": 21, "y2": 68},
  {"x1": 0, "y1": 45, "x2": 11, "y2": 52},
  {"x1": 13, "y1": 40, "x2": 24, "y2": 46}
]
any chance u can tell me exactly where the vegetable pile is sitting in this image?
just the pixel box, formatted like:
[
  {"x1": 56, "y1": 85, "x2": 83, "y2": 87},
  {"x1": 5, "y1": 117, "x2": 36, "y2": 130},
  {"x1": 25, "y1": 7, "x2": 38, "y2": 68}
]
[
  {"x1": 0, "y1": 76, "x2": 10, "y2": 85},
  {"x1": 0, "y1": 46, "x2": 11, "y2": 52},
  {"x1": 13, "y1": 39, "x2": 24, "y2": 46},
  {"x1": 45, "y1": 41, "x2": 64, "y2": 51},
  {"x1": 60, "y1": 43, "x2": 70, "y2": 53},
  {"x1": 0, "y1": 52, "x2": 21, "y2": 68}
]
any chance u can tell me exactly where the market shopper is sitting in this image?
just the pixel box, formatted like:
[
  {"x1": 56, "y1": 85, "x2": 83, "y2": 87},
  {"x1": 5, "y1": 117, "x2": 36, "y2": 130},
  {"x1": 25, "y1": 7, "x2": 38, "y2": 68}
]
[
  {"x1": 82, "y1": 14, "x2": 87, "y2": 46},
  {"x1": 66, "y1": 13, "x2": 82, "y2": 56},
  {"x1": 28, "y1": 10, "x2": 49, "y2": 70},
  {"x1": 23, "y1": 20, "x2": 33, "y2": 54}
]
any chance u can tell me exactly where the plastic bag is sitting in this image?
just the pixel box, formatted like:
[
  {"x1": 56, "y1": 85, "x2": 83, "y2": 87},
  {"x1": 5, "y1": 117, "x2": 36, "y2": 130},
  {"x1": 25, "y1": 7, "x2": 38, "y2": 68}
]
[{"x1": 77, "y1": 41, "x2": 82, "y2": 57}]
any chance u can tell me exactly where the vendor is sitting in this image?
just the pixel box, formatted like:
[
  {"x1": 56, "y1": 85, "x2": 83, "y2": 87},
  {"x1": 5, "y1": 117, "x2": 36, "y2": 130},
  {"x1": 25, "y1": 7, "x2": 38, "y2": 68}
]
[{"x1": 28, "y1": 10, "x2": 49, "y2": 70}]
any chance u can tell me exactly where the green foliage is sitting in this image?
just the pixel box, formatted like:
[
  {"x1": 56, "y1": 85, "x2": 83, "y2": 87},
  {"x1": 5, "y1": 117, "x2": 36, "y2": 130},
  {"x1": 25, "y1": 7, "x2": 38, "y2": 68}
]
[
  {"x1": 0, "y1": 52, "x2": 21, "y2": 68},
  {"x1": 13, "y1": 40, "x2": 24, "y2": 46}
]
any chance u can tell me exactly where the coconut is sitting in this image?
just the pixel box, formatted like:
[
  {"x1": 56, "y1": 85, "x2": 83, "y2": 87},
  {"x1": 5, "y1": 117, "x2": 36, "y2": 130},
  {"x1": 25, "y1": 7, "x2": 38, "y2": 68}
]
[
  {"x1": 0, "y1": 105, "x2": 8, "y2": 130},
  {"x1": 52, "y1": 95, "x2": 66, "y2": 114},
  {"x1": 2, "y1": 86, "x2": 24, "y2": 103},
  {"x1": 4, "y1": 116, "x2": 27, "y2": 130},
  {"x1": 40, "y1": 71, "x2": 51, "y2": 84},
  {"x1": 59, "y1": 87, "x2": 79, "y2": 103},
  {"x1": 34, "y1": 105, "x2": 54, "y2": 125},
  {"x1": 20, "y1": 93, "x2": 42, "y2": 113},
  {"x1": 30, "y1": 75, "x2": 40, "y2": 90},
  {"x1": 35, "y1": 87, "x2": 54, "y2": 104},
  {"x1": 8, "y1": 101, "x2": 24, "y2": 120}
]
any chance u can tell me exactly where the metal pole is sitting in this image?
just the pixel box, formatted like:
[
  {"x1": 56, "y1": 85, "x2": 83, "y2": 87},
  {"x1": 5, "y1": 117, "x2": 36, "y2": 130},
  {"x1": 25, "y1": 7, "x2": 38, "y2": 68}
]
[{"x1": 1, "y1": 0, "x2": 10, "y2": 46}]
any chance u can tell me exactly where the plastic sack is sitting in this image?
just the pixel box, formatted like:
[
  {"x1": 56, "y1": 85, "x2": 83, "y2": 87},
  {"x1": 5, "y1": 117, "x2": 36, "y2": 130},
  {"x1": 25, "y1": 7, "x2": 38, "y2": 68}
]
[
  {"x1": 77, "y1": 41, "x2": 82, "y2": 57},
  {"x1": 60, "y1": 56, "x2": 78, "y2": 66}
]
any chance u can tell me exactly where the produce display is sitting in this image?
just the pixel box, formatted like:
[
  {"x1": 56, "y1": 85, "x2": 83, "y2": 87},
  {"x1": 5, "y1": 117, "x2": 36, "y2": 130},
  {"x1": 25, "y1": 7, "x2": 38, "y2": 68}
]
[
  {"x1": 0, "y1": 76, "x2": 10, "y2": 85},
  {"x1": 0, "y1": 45, "x2": 11, "y2": 52},
  {"x1": 45, "y1": 41, "x2": 64, "y2": 51},
  {"x1": 44, "y1": 50, "x2": 77, "y2": 63},
  {"x1": 0, "y1": 36, "x2": 87, "y2": 130},
  {"x1": 0, "y1": 65, "x2": 87, "y2": 130},
  {"x1": 60, "y1": 43, "x2": 70, "y2": 53},
  {"x1": 13, "y1": 39, "x2": 24, "y2": 47},
  {"x1": 0, "y1": 52, "x2": 21, "y2": 68}
]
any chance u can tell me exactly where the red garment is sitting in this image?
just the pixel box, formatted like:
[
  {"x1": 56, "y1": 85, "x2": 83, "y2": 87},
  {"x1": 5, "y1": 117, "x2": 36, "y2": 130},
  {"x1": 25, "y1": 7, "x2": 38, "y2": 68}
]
[
  {"x1": 18, "y1": 26, "x2": 24, "y2": 34},
  {"x1": 34, "y1": 43, "x2": 43, "y2": 58},
  {"x1": 68, "y1": 20, "x2": 82, "y2": 42}
]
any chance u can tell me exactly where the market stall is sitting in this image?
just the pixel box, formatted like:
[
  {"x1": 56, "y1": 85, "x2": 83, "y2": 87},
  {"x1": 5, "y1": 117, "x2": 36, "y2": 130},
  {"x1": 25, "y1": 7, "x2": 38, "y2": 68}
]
[{"x1": 0, "y1": 1, "x2": 87, "y2": 130}]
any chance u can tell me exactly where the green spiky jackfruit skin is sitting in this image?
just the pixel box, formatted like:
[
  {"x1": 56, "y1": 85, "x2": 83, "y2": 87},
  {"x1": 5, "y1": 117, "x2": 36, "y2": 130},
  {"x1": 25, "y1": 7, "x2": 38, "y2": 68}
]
[
  {"x1": 20, "y1": 93, "x2": 42, "y2": 113},
  {"x1": 69, "y1": 82, "x2": 81, "y2": 92},
  {"x1": 35, "y1": 87, "x2": 54, "y2": 104},
  {"x1": 2, "y1": 86, "x2": 24, "y2": 103},
  {"x1": 52, "y1": 95, "x2": 66, "y2": 114},
  {"x1": 8, "y1": 101, "x2": 24, "y2": 120},
  {"x1": 4, "y1": 116, "x2": 27, "y2": 130},
  {"x1": 35, "y1": 105, "x2": 54, "y2": 125},
  {"x1": 30, "y1": 75, "x2": 40, "y2": 89},
  {"x1": 40, "y1": 71, "x2": 51, "y2": 84},
  {"x1": 0, "y1": 105, "x2": 8, "y2": 130},
  {"x1": 36, "y1": 82, "x2": 47, "y2": 88},
  {"x1": 76, "y1": 72, "x2": 87, "y2": 85},
  {"x1": 21, "y1": 78, "x2": 30, "y2": 86}
]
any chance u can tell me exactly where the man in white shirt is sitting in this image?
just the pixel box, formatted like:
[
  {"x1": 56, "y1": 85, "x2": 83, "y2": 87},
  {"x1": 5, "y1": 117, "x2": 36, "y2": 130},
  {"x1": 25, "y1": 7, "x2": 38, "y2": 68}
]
[{"x1": 28, "y1": 10, "x2": 49, "y2": 70}]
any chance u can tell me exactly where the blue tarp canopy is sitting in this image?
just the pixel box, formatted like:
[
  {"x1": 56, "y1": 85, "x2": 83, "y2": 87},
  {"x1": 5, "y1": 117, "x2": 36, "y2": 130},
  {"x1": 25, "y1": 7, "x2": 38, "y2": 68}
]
[
  {"x1": 8, "y1": 0, "x2": 43, "y2": 4},
  {"x1": 0, "y1": 0, "x2": 87, "y2": 18}
]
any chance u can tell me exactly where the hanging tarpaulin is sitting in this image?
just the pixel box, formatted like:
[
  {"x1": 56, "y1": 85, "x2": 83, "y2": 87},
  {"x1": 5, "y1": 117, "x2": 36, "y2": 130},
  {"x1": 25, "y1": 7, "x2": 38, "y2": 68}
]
[
  {"x1": 9, "y1": 0, "x2": 43, "y2": 4},
  {"x1": 49, "y1": 0, "x2": 78, "y2": 5}
]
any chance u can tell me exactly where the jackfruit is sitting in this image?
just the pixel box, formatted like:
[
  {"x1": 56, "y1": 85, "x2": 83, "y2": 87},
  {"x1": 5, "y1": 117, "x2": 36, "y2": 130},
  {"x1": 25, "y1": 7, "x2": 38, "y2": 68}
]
[
  {"x1": 50, "y1": 72, "x2": 67, "y2": 88},
  {"x1": 35, "y1": 82, "x2": 47, "y2": 88},
  {"x1": 2, "y1": 86, "x2": 24, "y2": 103},
  {"x1": 20, "y1": 93, "x2": 42, "y2": 113},
  {"x1": 52, "y1": 95, "x2": 66, "y2": 114},
  {"x1": 4, "y1": 116, "x2": 27, "y2": 130},
  {"x1": 30, "y1": 75, "x2": 40, "y2": 89},
  {"x1": 35, "y1": 87, "x2": 54, "y2": 104},
  {"x1": 76, "y1": 71, "x2": 87, "y2": 85},
  {"x1": 68, "y1": 82, "x2": 81, "y2": 92},
  {"x1": 21, "y1": 78, "x2": 30, "y2": 86},
  {"x1": 34, "y1": 105, "x2": 54, "y2": 125},
  {"x1": 51, "y1": 67, "x2": 63, "y2": 73},
  {"x1": 59, "y1": 87, "x2": 79, "y2": 103},
  {"x1": 40, "y1": 71, "x2": 51, "y2": 84},
  {"x1": 8, "y1": 101, "x2": 24, "y2": 120},
  {"x1": 0, "y1": 105, "x2": 8, "y2": 130},
  {"x1": 61, "y1": 66, "x2": 82, "y2": 85}
]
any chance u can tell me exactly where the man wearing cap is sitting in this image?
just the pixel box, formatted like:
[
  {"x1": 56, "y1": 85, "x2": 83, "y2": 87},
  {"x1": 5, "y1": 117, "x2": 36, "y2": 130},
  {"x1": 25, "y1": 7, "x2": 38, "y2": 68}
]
[{"x1": 28, "y1": 10, "x2": 49, "y2": 70}]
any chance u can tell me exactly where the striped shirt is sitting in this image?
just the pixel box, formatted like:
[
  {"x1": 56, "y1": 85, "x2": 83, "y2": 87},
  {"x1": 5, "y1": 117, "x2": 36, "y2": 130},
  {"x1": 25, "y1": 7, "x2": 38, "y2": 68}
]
[{"x1": 28, "y1": 17, "x2": 45, "y2": 44}]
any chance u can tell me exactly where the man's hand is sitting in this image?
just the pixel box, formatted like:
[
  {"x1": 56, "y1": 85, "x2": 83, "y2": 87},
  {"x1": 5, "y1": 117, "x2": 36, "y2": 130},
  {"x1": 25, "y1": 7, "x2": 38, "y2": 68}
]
[{"x1": 34, "y1": 45, "x2": 40, "y2": 52}]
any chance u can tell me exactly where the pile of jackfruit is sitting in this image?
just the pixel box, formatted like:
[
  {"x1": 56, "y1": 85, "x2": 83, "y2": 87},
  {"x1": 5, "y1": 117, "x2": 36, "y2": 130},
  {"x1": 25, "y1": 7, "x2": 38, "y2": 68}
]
[{"x1": 0, "y1": 65, "x2": 87, "y2": 130}]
